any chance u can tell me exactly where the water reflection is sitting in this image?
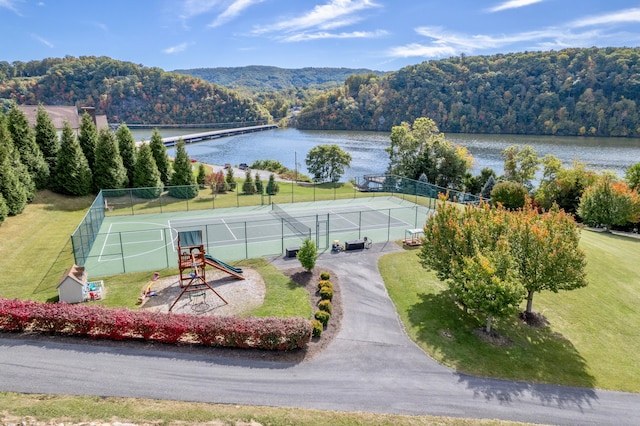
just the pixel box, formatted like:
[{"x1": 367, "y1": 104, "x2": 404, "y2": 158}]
[{"x1": 131, "y1": 128, "x2": 640, "y2": 179}]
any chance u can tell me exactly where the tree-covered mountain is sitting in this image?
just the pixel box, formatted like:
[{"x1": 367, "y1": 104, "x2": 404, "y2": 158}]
[
  {"x1": 295, "y1": 47, "x2": 640, "y2": 138},
  {"x1": 0, "y1": 56, "x2": 270, "y2": 125},
  {"x1": 172, "y1": 65, "x2": 386, "y2": 93}
]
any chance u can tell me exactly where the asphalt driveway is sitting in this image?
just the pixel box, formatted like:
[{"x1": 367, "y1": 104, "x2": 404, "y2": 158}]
[{"x1": 1, "y1": 242, "x2": 639, "y2": 425}]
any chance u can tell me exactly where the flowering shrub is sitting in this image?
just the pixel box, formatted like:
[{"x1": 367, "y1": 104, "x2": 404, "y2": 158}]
[{"x1": 0, "y1": 298, "x2": 311, "y2": 351}]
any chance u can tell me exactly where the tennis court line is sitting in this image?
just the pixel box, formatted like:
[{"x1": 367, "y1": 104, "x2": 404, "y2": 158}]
[{"x1": 221, "y1": 218, "x2": 238, "y2": 241}]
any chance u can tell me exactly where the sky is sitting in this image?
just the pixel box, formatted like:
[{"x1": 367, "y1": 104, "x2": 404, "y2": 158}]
[{"x1": 2, "y1": 0, "x2": 640, "y2": 72}]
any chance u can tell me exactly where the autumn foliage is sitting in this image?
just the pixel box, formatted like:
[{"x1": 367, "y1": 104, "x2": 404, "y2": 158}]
[{"x1": 0, "y1": 298, "x2": 312, "y2": 351}]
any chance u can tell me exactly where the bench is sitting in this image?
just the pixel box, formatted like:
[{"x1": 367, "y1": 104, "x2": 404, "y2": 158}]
[
  {"x1": 285, "y1": 247, "x2": 300, "y2": 258},
  {"x1": 345, "y1": 239, "x2": 365, "y2": 251}
]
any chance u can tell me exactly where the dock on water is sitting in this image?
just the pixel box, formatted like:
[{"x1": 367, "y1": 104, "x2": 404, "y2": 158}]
[{"x1": 160, "y1": 124, "x2": 278, "y2": 147}]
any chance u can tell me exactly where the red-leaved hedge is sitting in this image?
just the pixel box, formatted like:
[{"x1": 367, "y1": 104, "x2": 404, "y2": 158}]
[{"x1": 0, "y1": 298, "x2": 311, "y2": 351}]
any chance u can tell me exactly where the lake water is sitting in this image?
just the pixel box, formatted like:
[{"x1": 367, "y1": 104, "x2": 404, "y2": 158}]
[{"x1": 131, "y1": 128, "x2": 640, "y2": 180}]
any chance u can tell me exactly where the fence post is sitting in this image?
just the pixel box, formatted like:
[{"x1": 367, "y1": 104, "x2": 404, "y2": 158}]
[
  {"x1": 129, "y1": 189, "x2": 134, "y2": 215},
  {"x1": 387, "y1": 209, "x2": 391, "y2": 242},
  {"x1": 119, "y1": 232, "x2": 126, "y2": 273},
  {"x1": 245, "y1": 222, "x2": 249, "y2": 259},
  {"x1": 164, "y1": 228, "x2": 170, "y2": 268}
]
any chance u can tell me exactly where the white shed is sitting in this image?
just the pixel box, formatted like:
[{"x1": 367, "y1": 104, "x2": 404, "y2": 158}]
[{"x1": 57, "y1": 265, "x2": 88, "y2": 303}]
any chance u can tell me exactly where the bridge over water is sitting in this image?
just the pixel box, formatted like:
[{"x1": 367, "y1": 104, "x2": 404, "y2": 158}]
[{"x1": 160, "y1": 124, "x2": 277, "y2": 147}]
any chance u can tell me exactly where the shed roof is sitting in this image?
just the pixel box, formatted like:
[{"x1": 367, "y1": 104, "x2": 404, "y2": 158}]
[
  {"x1": 57, "y1": 264, "x2": 87, "y2": 288},
  {"x1": 18, "y1": 105, "x2": 81, "y2": 130}
]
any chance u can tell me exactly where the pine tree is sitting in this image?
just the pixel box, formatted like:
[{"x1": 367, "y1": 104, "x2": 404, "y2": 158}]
[
  {"x1": 0, "y1": 113, "x2": 29, "y2": 216},
  {"x1": 116, "y1": 123, "x2": 137, "y2": 187},
  {"x1": 34, "y1": 104, "x2": 60, "y2": 177},
  {"x1": 149, "y1": 128, "x2": 171, "y2": 186},
  {"x1": 481, "y1": 175, "x2": 496, "y2": 200},
  {"x1": 242, "y1": 169, "x2": 257, "y2": 194},
  {"x1": 93, "y1": 128, "x2": 127, "y2": 191},
  {"x1": 78, "y1": 111, "x2": 98, "y2": 170},
  {"x1": 266, "y1": 173, "x2": 280, "y2": 195},
  {"x1": 168, "y1": 139, "x2": 198, "y2": 199},
  {"x1": 133, "y1": 143, "x2": 163, "y2": 198},
  {"x1": 7, "y1": 105, "x2": 49, "y2": 189},
  {"x1": 0, "y1": 193, "x2": 8, "y2": 225},
  {"x1": 297, "y1": 238, "x2": 318, "y2": 271},
  {"x1": 53, "y1": 122, "x2": 93, "y2": 196},
  {"x1": 225, "y1": 166, "x2": 235, "y2": 191},
  {"x1": 255, "y1": 171, "x2": 263, "y2": 194},
  {"x1": 196, "y1": 163, "x2": 206, "y2": 187}
]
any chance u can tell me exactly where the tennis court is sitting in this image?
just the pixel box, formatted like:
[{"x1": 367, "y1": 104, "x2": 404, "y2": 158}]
[{"x1": 82, "y1": 196, "x2": 433, "y2": 277}]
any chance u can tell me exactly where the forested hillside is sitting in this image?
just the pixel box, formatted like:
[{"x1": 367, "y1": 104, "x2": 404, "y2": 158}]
[
  {"x1": 295, "y1": 47, "x2": 640, "y2": 137},
  {"x1": 172, "y1": 65, "x2": 386, "y2": 93},
  {"x1": 0, "y1": 56, "x2": 270, "y2": 125}
]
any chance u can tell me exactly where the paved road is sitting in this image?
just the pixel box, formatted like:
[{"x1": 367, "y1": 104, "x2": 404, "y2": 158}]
[{"x1": 1, "y1": 243, "x2": 640, "y2": 425}]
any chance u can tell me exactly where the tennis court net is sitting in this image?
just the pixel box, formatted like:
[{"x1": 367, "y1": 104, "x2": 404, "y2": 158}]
[{"x1": 271, "y1": 203, "x2": 312, "y2": 239}]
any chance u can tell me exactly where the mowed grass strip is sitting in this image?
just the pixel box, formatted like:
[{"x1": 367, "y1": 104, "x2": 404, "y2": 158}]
[
  {"x1": 0, "y1": 392, "x2": 528, "y2": 426},
  {"x1": 380, "y1": 230, "x2": 640, "y2": 392}
]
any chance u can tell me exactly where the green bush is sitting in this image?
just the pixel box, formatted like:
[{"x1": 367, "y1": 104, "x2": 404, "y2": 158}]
[
  {"x1": 320, "y1": 271, "x2": 331, "y2": 280},
  {"x1": 311, "y1": 319, "x2": 323, "y2": 337},
  {"x1": 319, "y1": 286, "x2": 333, "y2": 301},
  {"x1": 297, "y1": 238, "x2": 318, "y2": 271},
  {"x1": 314, "y1": 310, "x2": 330, "y2": 327},
  {"x1": 317, "y1": 280, "x2": 333, "y2": 291},
  {"x1": 318, "y1": 300, "x2": 332, "y2": 314}
]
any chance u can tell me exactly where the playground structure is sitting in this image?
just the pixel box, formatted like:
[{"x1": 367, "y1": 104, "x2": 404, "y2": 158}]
[
  {"x1": 57, "y1": 264, "x2": 104, "y2": 303},
  {"x1": 169, "y1": 230, "x2": 244, "y2": 312}
]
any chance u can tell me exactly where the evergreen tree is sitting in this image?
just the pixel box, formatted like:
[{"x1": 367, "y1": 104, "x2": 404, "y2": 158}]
[
  {"x1": 297, "y1": 238, "x2": 318, "y2": 271},
  {"x1": 116, "y1": 123, "x2": 137, "y2": 187},
  {"x1": 0, "y1": 116, "x2": 28, "y2": 214},
  {"x1": 255, "y1": 172, "x2": 263, "y2": 194},
  {"x1": 266, "y1": 173, "x2": 280, "y2": 195},
  {"x1": 93, "y1": 128, "x2": 127, "y2": 191},
  {"x1": 34, "y1": 104, "x2": 59, "y2": 177},
  {"x1": 132, "y1": 143, "x2": 163, "y2": 198},
  {"x1": 242, "y1": 169, "x2": 257, "y2": 194},
  {"x1": 168, "y1": 139, "x2": 198, "y2": 199},
  {"x1": 53, "y1": 122, "x2": 93, "y2": 196},
  {"x1": 225, "y1": 166, "x2": 235, "y2": 190},
  {"x1": 7, "y1": 105, "x2": 49, "y2": 189},
  {"x1": 78, "y1": 111, "x2": 98, "y2": 170},
  {"x1": 0, "y1": 193, "x2": 8, "y2": 225},
  {"x1": 196, "y1": 163, "x2": 206, "y2": 187},
  {"x1": 149, "y1": 129, "x2": 171, "y2": 186},
  {"x1": 481, "y1": 175, "x2": 496, "y2": 200}
]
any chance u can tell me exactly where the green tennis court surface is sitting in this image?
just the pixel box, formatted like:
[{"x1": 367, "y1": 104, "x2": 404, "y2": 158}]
[{"x1": 84, "y1": 196, "x2": 432, "y2": 277}]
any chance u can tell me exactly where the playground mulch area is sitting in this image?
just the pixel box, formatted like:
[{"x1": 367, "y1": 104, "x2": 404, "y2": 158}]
[{"x1": 141, "y1": 268, "x2": 266, "y2": 317}]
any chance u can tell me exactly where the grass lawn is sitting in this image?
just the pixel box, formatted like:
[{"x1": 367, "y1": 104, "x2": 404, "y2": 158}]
[{"x1": 380, "y1": 230, "x2": 640, "y2": 393}]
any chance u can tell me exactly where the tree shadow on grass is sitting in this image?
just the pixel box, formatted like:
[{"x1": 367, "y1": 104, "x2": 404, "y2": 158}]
[{"x1": 408, "y1": 291, "x2": 598, "y2": 409}]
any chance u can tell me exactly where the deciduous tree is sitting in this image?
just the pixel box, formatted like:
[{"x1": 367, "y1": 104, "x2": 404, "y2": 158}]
[
  {"x1": 305, "y1": 144, "x2": 351, "y2": 182},
  {"x1": 501, "y1": 145, "x2": 540, "y2": 190},
  {"x1": 578, "y1": 175, "x2": 640, "y2": 228},
  {"x1": 491, "y1": 181, "x2": 528, "y2": 209}
]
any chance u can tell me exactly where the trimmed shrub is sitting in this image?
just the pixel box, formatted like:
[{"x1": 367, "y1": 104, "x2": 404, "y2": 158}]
[
  {"x1": 319, "y1": 286, "x2": 333, "y2": 301},
  {"x1": 318, "y1": 300, "x2": 332, "y2": 314},
  {"x1": 317, "y1": 280, "x2": 333, "y2": 291},
  {"x1": 320, "y1": 271, "x2": 331, "y2": 280},
  {"x1": 311, "y1": 319, "x2": 323, "y2": 338},
  {"x1": 314, "y1": 310, "x2": 330, "y2": 327}
]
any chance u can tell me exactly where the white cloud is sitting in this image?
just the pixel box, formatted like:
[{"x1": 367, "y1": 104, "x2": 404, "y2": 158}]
[
  {"x1": 163, "y1": 42, "x2": 190, "y2": 54},
  {"x1": 570, "y1": 8, "x2": 640, "y2": 28},
  {"x1": 253, "y1": 0, "x2": 380, "y2": 35},
  {"x1": 488, "y1": 0, "x2": 545, "y2": 13},
  {"x1": 0, "y1": 0, "x2": 22, "y2": 15},
  {"x1": 179, "y1": 0, "x2": 220, "y2": 20},
  {"x1": 388, "y1": 7, "x2": 640, "y2": 60},
  {"x1": 31, "y1": 33, "x2": 53, "y2": 48},
  {"x1": 283, "y1": 29, "x2": 388, "y2": 42},
  {"x1": 209, "y1": 0, "x2": 263, "y2": 28}
]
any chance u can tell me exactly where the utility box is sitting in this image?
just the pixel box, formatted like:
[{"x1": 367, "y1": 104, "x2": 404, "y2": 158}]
[
  {"x1": 345, "y1": 240, "x2": 365, "y2": 251},
  {"x1": 286, "y1": 247, "x2": 300, "y2": 258}
]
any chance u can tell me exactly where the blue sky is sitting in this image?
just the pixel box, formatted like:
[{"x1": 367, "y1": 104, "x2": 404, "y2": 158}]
[{"x1": 2, "y1": 0, "x2": 640, "y2": 72}]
